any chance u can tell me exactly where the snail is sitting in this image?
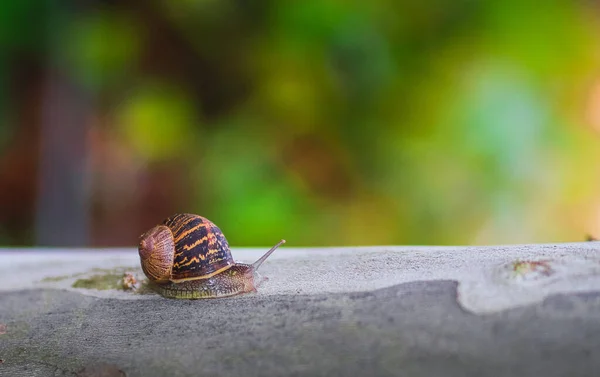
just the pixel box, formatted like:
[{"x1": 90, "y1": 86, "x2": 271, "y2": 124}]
[{"x1": 138, "y1": 213, "x2": 285, "y2": 299}]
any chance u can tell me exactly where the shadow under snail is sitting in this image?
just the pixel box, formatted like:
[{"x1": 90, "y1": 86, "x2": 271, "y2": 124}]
[{"x1": 138, "y1": 213, "x2": 285, "y2": 299}]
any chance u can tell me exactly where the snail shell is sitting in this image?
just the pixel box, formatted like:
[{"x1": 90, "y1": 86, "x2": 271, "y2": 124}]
[{"x1": 138, "y1": 213, "x2": 284, "y2": 299}]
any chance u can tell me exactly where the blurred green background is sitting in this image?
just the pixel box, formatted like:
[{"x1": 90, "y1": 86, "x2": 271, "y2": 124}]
[{"x1": 0, "y1": 0, "x2": 599, "y2": 247}]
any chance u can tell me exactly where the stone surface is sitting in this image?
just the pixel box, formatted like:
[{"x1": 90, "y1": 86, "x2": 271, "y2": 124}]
[{"x1": 1, "y1": 243, "x2": 599, "y2": 376}]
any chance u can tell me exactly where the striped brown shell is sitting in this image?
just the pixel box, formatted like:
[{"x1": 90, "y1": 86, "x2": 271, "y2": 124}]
[{"x1": 163, "y1": 213, "x2": 234, "y2": 280}]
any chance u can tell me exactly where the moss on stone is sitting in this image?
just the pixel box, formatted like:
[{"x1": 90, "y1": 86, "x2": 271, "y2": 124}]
[
  {"x1": 40, "y1": 275, "x2": 71, "y2": 283},
  {"x1": 72, "y1": 273, "x2": 126, "y2": 290}
]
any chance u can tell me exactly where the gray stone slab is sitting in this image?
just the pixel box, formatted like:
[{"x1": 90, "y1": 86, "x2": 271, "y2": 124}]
[{"x1": 1, "y1": 243, "x2": 599, "y2": 376}]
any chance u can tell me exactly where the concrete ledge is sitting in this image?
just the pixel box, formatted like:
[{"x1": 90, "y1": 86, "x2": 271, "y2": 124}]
[{"x1": 1, "y1": 243, "x2": 600, "y2": 376}]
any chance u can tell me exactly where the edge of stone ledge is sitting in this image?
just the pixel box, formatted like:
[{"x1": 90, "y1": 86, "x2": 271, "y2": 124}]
[{"x1": 1, "y1": 242, "x2": 599, "y2": 315}]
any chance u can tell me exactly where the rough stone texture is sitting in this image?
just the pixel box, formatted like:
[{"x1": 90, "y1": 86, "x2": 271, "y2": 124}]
[{"x1": 1, "y1": 243, "x2": 600, "y2": 376}]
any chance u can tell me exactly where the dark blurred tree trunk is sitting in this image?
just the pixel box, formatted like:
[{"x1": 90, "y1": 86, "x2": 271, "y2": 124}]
[{"x1": 34, "y1": 2, "x2": 93, "y2": 246}]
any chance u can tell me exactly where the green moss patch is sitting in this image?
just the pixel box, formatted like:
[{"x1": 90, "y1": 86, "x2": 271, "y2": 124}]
[{"x1": 72, "y1": 273, "x2": 126, "y2": 290}]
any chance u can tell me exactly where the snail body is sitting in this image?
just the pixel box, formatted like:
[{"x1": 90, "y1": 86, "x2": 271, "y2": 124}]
[{"x1": 138, "y1": 213, "x2": 284, "y2": 299}]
